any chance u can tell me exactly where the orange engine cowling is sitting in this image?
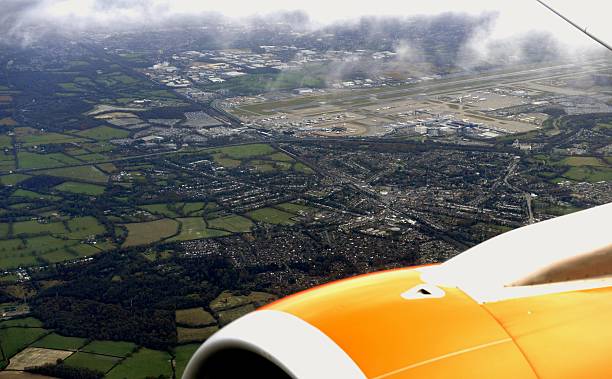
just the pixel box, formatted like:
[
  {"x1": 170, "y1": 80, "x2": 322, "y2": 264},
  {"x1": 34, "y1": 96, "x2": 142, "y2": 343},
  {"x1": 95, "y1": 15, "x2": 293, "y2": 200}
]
[{"x1": 183, "y1": 203, "x2": 612, "y2": 379}]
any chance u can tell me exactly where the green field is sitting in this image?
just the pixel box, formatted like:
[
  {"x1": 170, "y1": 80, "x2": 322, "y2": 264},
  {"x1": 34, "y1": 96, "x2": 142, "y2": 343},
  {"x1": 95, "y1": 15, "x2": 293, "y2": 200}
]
[
  {"x1": 96, "y1": 162, "x2": 117, "y2": 173},
  {"x1": 0, "y1": 116, "x2": 17, "y2": 126},
  {"x1": 17, "y1": 132, "x2": 87, "y2": 147},
  {"x1": 250, "y1": 160, "x2": 276, "y2": 172},
  {"x1": 65, "y1": 216, "x2": 105, "y2": 238},
  {"x1": 212, "y1": 144, "x2": 276, "y2": 159},
  {"x1": 0, "y1": 174, "x2": 30, "y2": 186},
  {"x1": 239, "y1": 151, "x2": 298, "y2": 173},
  {"x1": 0, "y1": 223, "x2": 8, "y2": 238},
  {"x1": 69, "y1": 243, "x2": 104, "y2": 258},
  {"x1": 216, "y1": 304, "x2": 256, "y2": 326},
  {"x1": 210, "y1": 291, "x2": 276, "y2": 326},
  {"x1": 64, "y1": 351, "x2": 121, "y2": 373},
  {"x1": 294, "y1": 162, "x2": 314, "y2": 174},
  {"x1": 203, "y1": 69, "x2": 325, "y2": 97},
  {"x1": 536, "y1": 154, "x2": 612, "y2": 183},
  {"x1": 54, "y1": 181, "x2": 106, "y2": 196},
  {"x1": 0, "y1": 235, "x2": 79, "y2": 269},
  {"x1": 0, "y1": 132, "x2": 12, "y2": 148},
  {"x1": 211, "y1": 153, "x2": 241, "y2": 168},
  {"x1": 0, "y1": 217, "x2": 105, "y2": 269},
  {"x1": 83, "y1": 142, "x2": 114, "y2": 153},
  {"x1": 81, "y1": 340, "x2": 137, "y2": 357},
  {"x1": 174, "y1": 344, "x2": 200, "y2": 379},
  {"x1": 532, "y1": 153, "x2": 612, "y2": 183},
  {"x1": 30, "y1": 216, "x2": 101, "y2": 238},
  {"x1": 182, "y1": 202, "x2": 207, "y2": 215},
  {"x1": 267, "y1": 152, "x2": 294, "y2": 162},
  {"x1": 142, "y1": 250, "x2": 172, "y2": 262},
  {"x1": 247, "y1": 207, "x2": 296, "y2": 225},
  {"x1": 122, "y1": 219, "x2": 179, "y2": 247},
  {"x1": 17, "y1": 152, "x2": 82, "y2": 170},
  {"x1": 560, "y1": 156, "x2": 607, "y2": 167},
  {"x1": 32, "y1": 332, "x2": 88, "y2": 351},
  {"x1": 187, "y1": 202, "x2": 218, "y2": 216},
  {"x1": 42, "y1": 250, "x2": 77, "y2": 264},
  {"x1": 170, "y1": 218, "x2": 230, "y2": 241},
  {"x1": 40, "y1": 165, "x2": 109, "y2": 184},
  {"x1": 0, "y1": 317, "x2": 44, "y2": 328},
  {"x1": 471, "y1": 223, "x2": 513, "y2": 239},
  {"x1": 11, "y1": 189, "x2": 60, "y2": 201},
  {"x1": 0, "y1": 134, "x2": 12, "y2": 147},
  {"x1": 59, "y1": 82, "x2": 86, "y2": 92},
  {"x1": 65, "y1": 147, "x2": 90, "y2": 156},
  {"x1": 0, "y1": 160, "x2": 15, "y2": 173},
  {"x1": 534, "y1": 200, "x2": 582, "y2": 216},
  {"x1": 0, "y1": 153, "x2": 14, "y2": 164},
  {"x1": 276, "y1": 202, "x2": 312, "y2": 214},
  {"x1": 144, "y1": 202, "x2": 210, "y2": 217},
  {"x1": 76, "y1": 125, "x2": 130, "y2": 140},
  {"x1": 176, "y1": 307, "x2": 216, "y2": 327},
  {"x1": 77, "y1": 153, "x2": 109, "y2": 163},
  {"x1": 0, "y1": 161, "x2": 15, "y2": 171},
  {"x1": 12, "y1": 219, "x2": 68, "y2": 235},
  {"x1": 210, "y1": 291, "x2": 276, "y2": 312},
  {"x1": 106, "y1": 348, "x2": 173, "y2": 379},
  {"x1": 177, "y1": 326, "x2": 219, "y2": 343},
  {"x1": 0, "y1": 327, "x2": 49, "y2": 361},
  {"x1": 9, "y1": 202, "x2": 33, "y2": 210},
  {"x1": 0, "y1": 273, "x2": 18, "y2": 282},
  {"x1": 207, "y1": 215, "x2": 253, "y2": 233},
  {"x1": 96, "y1": 72, "x2": 142, "y2": 87},
  {"x1": 562, "y1": 164, "x2": 612, "y2": 183},
  {"x1": 140, "y1": 203, "x2": 181, "y2": 218}
]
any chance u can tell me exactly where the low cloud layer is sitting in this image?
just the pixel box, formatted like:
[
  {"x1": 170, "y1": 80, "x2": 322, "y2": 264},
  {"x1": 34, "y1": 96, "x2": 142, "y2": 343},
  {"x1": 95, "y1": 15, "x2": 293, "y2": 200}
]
[{"x1": 1, "y1": 0, "x2": 610, "y2": 56}]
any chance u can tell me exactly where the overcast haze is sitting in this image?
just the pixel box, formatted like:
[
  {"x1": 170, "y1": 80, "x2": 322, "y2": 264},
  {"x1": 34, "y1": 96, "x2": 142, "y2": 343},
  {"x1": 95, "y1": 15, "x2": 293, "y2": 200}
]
[{"x1": 1, "y1": 0, "x2": 611, "y2": 51}]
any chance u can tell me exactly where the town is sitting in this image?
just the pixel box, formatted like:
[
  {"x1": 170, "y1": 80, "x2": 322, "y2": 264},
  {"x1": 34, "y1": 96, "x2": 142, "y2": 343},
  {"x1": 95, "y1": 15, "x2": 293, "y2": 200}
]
[{"x1": 0, "y1": 15, "x2": 610, "y2": 379}]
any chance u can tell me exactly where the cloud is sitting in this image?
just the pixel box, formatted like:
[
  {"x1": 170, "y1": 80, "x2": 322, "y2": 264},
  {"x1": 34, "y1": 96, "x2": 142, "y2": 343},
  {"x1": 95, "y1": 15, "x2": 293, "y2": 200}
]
[{"x1": 0, "y1": 0, "x2": 609, "y2": 55}]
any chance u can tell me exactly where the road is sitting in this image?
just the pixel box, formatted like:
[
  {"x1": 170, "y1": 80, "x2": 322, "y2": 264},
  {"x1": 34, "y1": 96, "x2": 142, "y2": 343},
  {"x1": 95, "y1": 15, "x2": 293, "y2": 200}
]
[
  {"x1": 525, "y1": 193, "x2": 535, "y2": 224},
  {"x1": 502, "y1": 158, "x2": 536, "y2": 225},
  {"x1": 280, "y1": 142, "x2": 472, "y2": 251}
]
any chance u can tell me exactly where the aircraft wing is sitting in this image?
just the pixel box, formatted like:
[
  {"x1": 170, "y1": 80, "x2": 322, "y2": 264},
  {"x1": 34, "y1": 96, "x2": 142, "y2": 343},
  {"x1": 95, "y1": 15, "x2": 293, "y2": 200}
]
[
  {"x1": 536, "y1": 0, "x2": 612, "y2": 51},
  {"x1": 183, "y1": 203, "x2": 612, "y2": 378}
]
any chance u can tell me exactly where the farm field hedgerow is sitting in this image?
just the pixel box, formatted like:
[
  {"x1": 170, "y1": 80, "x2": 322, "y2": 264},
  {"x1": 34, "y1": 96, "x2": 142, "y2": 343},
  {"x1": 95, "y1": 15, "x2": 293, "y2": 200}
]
[
  {"x1": 0, "y1": 327, "x2": 49, "y2": 361},
  {"x1": 80, "y1": 340, "x2": 137, "y2": 357},
  {"x1": 169, "y1": 218, "x2": 230, "y2": 242},
  {"x1": 63, "y1": 351, "x2": 121, "y2": 373},
  {"x1": 54, "y1": 181, "x2": 106, "y2": 196},
  {"x1": 207, "y1": 215, "x2": 253, "y2": 233},
  {"x1": 247, "y1": 207, "x2": 296, "y2": 225},
  {"x1": 105, "y1": 348, "x2": 173, "y2": 379},
  {"x1": 122, "y1": 219, "x2": 179, "y2": 247},
  {"x1": 31, "y1": 332, "x2": 88, "y2": 351}
]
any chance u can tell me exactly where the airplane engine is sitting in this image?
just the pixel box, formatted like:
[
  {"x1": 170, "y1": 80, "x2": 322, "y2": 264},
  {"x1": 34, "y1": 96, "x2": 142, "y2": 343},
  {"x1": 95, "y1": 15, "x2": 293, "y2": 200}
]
[{"x1": 183, "y1": 203, "x2": 612, "y2": 379}]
